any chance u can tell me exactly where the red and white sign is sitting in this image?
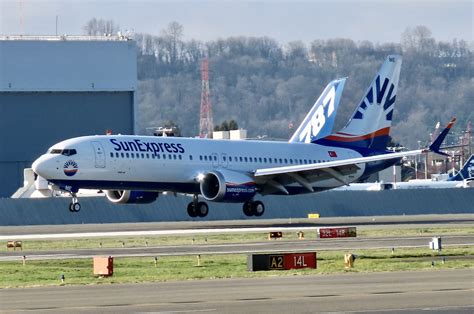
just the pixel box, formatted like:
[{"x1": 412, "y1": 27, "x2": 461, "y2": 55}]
[{"x1": 319, "y1": 227, "x2": 357, "y2": 238}]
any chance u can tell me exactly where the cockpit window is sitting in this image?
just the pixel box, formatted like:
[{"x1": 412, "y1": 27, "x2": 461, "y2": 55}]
[{"x1": 49, "y1": 148, "x2": 77, "y2": 156}]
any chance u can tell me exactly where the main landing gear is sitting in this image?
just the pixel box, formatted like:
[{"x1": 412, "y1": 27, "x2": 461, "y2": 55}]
[
  {"x1": 187, "y1": 194, "x2": 209, "y2": 218},
  {"x1": 243, "y1": 200, "x2": 265, "y2": 217},
  {"x1": 68, "y1": 193, "x2": 81, "y2": 213}
]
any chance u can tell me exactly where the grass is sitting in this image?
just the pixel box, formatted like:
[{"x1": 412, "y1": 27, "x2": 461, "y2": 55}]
[
  {"x1": 2, "y1": 226, "x2": 473, "y2": 252},
  {"x1": 1, "y1": 246, "x2": 472, "y2": 288}
]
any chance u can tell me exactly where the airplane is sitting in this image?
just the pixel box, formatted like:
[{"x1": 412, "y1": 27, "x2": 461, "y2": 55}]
[
  {"x1": 32, "y1": 55, "x2": 455, "y2": 218},
  {"x1": 449, "y1": 154, "x2": 474, "y2": 181}
]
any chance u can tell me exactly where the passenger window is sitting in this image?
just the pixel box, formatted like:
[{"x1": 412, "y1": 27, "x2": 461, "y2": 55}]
[
  {"x1": 110, "y1": 152, "x2": 113, "y2": 158},
  {"x1": 263, "y1": 158, "x2": 267, "y2": 163},
  {"x1": 229, "y1": 157, "x2": 232, "y2": 162},
  {"x1": 116, "y1": 152, "x2": 119, "y2": 158},
  {"x1": 249, "y1": 157, "x2": 253, "y2": 162},
  {"x1": 239, "y1": 157, "x2": 243, "y2": 162},
  {"x1": 179, "y1": 155, "x2": 182, "y2": 160},
  {"x1": 190, "y1": 155, "x2": 193, "y2": 161},
  {"x1": 169, "y1": 154, "x2": 173, "y2": 160},
  {"x1": 244, "y1": 157, "x2": 248, "y2": 162},
  {"x1": 173, "y1": 155, "x2": 177, "y2": 160},
  {"x1": 121, "y1": 153, "x2": 124, "y2": 158},
  {"x1": 284, "y1": 159, "x2": 288, "y2": 163},
  {"x1": 126, "y1": 153, "x2": 129, "y2": 158},
  {"x1": 157, "y1": 154, "x2": 160, "y2": 159},
  {"x1": 131, "y1": 153, "x2": 135, "y2": 158},
  {"x1": 199, "y1": 155, "x2": 202, "y2": 161},
  {"x1": 163, "y1": 154, "x2": 166, "y2": 159},
  {"x1": 204, "y1": 156, "x2": 208, "y2": 161}
]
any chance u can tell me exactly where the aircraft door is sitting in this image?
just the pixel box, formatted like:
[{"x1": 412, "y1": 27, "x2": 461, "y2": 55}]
[
  {"x1": 220, "y1": 153, "x2": 229, "y2": 168},
  {"x1": 91, "y1": 141, "x2": 106, "y2": 168}
]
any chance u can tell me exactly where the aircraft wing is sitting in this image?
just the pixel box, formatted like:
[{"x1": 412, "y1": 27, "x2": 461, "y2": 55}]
[
  {"x1": 254, "y1": 118, "x2": 455, "y2": 191},
  {"x1": 254, "y1": 149, "x2": 421, "y2": 178}
]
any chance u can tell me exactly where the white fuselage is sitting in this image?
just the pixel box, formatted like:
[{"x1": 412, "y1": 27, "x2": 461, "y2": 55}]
[{"x1": 32, "y1": 135, "x2": 366, "y2": 196}]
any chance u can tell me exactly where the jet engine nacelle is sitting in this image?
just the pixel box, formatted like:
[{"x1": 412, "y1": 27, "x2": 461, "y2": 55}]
[
  {"x1": 105, "y1": 190, "x2": 159, "y2": 204},
  {"x1": 200, "y1": 170, "x2": 256, "y2": 202}
]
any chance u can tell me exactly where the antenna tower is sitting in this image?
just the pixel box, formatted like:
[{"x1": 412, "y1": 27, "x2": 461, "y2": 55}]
[{"x1": 199, "y1": 59, "x2": 214, "y2": 138}]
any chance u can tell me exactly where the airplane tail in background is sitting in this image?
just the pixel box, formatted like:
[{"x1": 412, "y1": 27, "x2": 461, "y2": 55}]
[
  {"x1": 289, "y1": 78, "x2": 346, "y2": 143},
  {"x1": 315, "y1": 55, "x2": 402, "y2": 151},
  {"x1": 449, "y1": 155, "x2": 474, "y2": 181}
]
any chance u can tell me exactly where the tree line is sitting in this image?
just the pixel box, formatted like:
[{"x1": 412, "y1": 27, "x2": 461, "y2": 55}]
[{"x1": 84, "y1": 20, "x2": 472, "y2": 148}]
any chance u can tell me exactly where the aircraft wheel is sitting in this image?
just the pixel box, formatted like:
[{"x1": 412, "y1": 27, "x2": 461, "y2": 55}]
[
  {"x1": 196, "y1": 202, "x2": 209, "y2": 218},
  {"x1": 68, "y1": 203, "x2": 74, "y2": 212},
  {"x1": 252, "y1": 201, "x2": 265, "y2": 217},
  {"x1": 187, "y1": 202, "x2": 197, "y2": 218},
  {"x1": 72, "y1": 202, "x2": 81, "y2": 212},
  {"x1": 243, "y1": 201, "x2": 253, "y2": 216}
]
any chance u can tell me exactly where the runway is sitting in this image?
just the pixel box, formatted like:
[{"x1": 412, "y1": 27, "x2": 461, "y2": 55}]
[
  {"x1": 1, "y1": 214, "x2": 473, "y2": 236},
  {"x1": 1, "y1": 235, "x2": 473, "y2": 261},
  {"x1": 1, "y1": 269, "x2": 472, "y2": 313}
]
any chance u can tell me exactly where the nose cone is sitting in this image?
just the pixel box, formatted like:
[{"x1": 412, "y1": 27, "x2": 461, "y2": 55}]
[{"x1": 32, "y1": 156, "x2": 47, "y2": 178}]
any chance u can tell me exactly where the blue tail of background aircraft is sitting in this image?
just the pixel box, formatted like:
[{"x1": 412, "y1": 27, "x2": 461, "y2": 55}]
[
  {"x1": 449, "y1": 155, "x2": 474, "y2": 181},
  {"x1": 315, "y1": 55, "x2": 402, "y2": 151},
  {"x1": 289, "y1": 78, "x2": 346, "y2": 143}
]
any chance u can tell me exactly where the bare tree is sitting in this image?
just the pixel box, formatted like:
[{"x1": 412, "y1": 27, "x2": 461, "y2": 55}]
[
  {"x1": 161, "y1": 21, "x2": 184, "y2": 64},
  {"x1": 83, "y1": 18, "x2": 120, "y2": 36}
]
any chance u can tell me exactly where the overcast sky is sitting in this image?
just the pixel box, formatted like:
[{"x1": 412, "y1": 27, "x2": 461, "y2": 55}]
[{"x1": 1, "y1": 0, "x2": 472, "y2": 44}]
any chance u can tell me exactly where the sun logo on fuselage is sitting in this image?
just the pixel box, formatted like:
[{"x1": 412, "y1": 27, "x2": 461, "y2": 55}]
[
  {"x1": 352, "y1": 75, "x2": 396, "y2": 122},
  {"x1": 63, "y1": 160, "x2": 78, "y2": 177}
]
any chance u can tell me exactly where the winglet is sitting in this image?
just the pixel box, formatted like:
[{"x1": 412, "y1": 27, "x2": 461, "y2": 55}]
[{"x1": 428, "y1": 117, "x2": 456, "y2": 156}]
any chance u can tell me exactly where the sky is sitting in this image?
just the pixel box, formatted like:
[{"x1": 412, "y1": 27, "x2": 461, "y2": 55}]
[{"x1": 1, "y1": 0, "x2": 472, "y2": 44}]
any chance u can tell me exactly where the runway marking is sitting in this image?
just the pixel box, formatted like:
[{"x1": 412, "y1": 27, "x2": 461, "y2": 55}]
[{"x1": 0, "y1": 226, "x2": 322, "y2": 240}]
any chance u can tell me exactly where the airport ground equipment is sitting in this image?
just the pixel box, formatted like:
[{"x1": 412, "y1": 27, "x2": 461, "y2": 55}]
[
  {"x1": 6, "y1": 241, "x2": 22, "y2": 251},
  {"x1": 268, "y1": 232, "x2": 283, "y2": 240}
]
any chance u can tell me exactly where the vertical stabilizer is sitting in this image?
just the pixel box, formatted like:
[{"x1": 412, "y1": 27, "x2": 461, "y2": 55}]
[
  {"x1": 289, "y1": 78, "x2": 346, "y2": 143},
  {"x1": 449, "y1": 155, "x2": 474, "y2": 181},
  {"x1": 317, "y1": 55, "x2": 402, "y2": 150}
]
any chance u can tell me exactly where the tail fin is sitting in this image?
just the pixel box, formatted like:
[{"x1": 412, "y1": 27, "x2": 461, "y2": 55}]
[
  {"x1": 289, "y1": 78, "x2": 346, "y2": 143},
  {"x1": 316, "y1": 55, "x2": 402, "y2": 150},
  {"x1": 449, "y1": 154, "x2": 474, "y2": 181}
]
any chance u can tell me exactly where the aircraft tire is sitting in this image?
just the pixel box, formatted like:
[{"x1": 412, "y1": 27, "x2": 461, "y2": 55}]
[
  {"x1": 68, "y1": 203, "x2": 74, "y2": 212},
  {"x1": 243, "y1": 201, "x2": 253, "y2": 216},
  {"x1": 72, "y1": 203, "x2": 81, "y2": 212},
  {"x1": 252, "y1": 201, "x2": 265, "y2": 217},
  {"x1": 187, "y1": 202, "x2": 197, "y2": 218},
  {"x1": 196, "y1": 202, "x2": 209, "y2": 218}
]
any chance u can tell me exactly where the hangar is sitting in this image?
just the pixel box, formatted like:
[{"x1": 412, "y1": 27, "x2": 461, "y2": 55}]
[{"x1": 0, "y1": 35, "x2": 137, "y2": 197}]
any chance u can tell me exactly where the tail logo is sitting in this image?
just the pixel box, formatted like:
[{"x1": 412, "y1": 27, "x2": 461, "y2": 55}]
[
  {"x1": 352, "y1": 75, "x2": 396, "y2": 122},
  {"x1": 299, "y1": 86, "x2": 336, "y2": 143},
  {"x1": 468, "y1": 162, "x2": 474, "y2": 178}
]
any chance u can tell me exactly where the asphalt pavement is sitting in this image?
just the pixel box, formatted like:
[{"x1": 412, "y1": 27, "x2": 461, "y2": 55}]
[{"x1": 1, "y1": 269, "x2": 473, "y2": 313}]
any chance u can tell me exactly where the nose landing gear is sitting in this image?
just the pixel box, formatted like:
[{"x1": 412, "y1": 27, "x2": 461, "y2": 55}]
[{"x1": 68, "y1": 193, "x2": 81, "y2": 213}]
